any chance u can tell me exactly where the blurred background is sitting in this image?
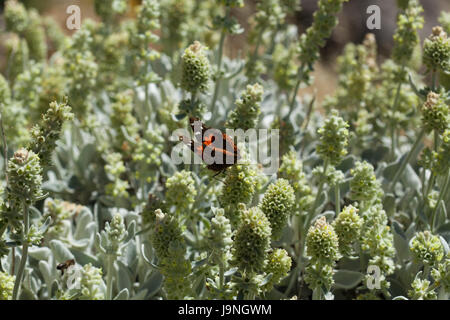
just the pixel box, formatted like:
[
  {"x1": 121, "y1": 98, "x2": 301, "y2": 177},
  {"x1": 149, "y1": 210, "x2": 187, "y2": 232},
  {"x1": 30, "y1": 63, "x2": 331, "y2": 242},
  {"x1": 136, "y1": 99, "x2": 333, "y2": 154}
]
[{"x1": 1, "y1": 0, "x2": 449, "y2": 100}]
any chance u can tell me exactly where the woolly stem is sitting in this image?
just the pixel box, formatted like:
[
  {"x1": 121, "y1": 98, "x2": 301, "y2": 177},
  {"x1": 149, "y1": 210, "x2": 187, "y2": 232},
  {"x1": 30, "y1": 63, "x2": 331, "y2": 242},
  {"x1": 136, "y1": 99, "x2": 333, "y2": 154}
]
[
  {"x1": 335, "y1": 184, "x2": 341, "y2": 216},
  {"x1": 389, "y1": 65, "x2": 405, "y2": 158},
  {"x1": 306, "y1": 159, "x2": 329, "y2": 228},
  {"x1": 389, "y1": 128, "x2": 426, "y2": 192},
  {"x1": 12, "y1": 202, "x2": 29, "y2": 300},
  {"x1": 210, "y1": 7, "x2": 230, "y2": 116},
  {"x1": 289, "y1": 65, "x2": 305, "y2": 113},
  {"x1": 106, "y1": 255, "x2": 115, "y2": 300},
  {"x1": 219, "y1": 260, "x2": 225, "y2": 290}
]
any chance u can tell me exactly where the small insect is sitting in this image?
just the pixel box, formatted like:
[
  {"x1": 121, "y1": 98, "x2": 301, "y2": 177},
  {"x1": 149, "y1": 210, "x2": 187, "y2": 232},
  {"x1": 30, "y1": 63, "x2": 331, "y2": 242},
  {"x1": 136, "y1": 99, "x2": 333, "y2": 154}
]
[
  {"x1": 179, "y1": 117, "x2": 241, "y2": 177},
  {"x1": 56, "y1": 259, "x2": 75, "y2": 275}
]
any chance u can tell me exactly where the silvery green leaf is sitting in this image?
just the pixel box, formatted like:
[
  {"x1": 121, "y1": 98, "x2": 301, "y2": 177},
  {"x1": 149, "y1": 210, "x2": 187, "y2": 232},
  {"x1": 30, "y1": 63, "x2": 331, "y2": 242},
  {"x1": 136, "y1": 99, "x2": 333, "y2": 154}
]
[
  {"x1": 114, "y1": 288, "x2": 129, "y2": 300},
  {"x1": 260, "y1": 273, "x2": 273, "y2": 286},
  {"x1": 70, "y1": 249, "x2": 101, "y2": 268},
  {"x1": 393, "y1": 296, "x2": 409, "y2": 300},
  {"x1": 123, "y1": 220, "x2": 136, "y2": 243},
  {"x1": 130, "y1": 289, "x2": 148, "y2": 300},
  {"x1": 116, "y1": 260, "x2": 133, "y2": 292},
  {"x1": 383, "y1": 194, "x2": 396, "y2": 217},
  {"x1": 50, "y1": 280, "x2": 59, "y2": 298},
  {"x1": 224, "y1": 267, "x2": 238, "y2": 277},
  {"x1": 139, "y1": 272, "x2": 163, "y2": 298},
  {"x1": 393, "y1": 222, "x2": 410, "y2": 262},
  {"x1": 439, "y1": 236, "x2": 449, "y2": 255},
  {"x1": 333, "y1": 270, "x2": 364, "y2": 289},
  {"x1": 192, "y1": 256, "x2": 209, "y2": 269},
  {"x1": 50, "y1": 240, "x2": 74, "y2": 262},
  {"x1": 28, "y1": 247, "x2": 51, "y2": 261},
  {"x1": 38, "y1": 261, "x2": 52, "y2": 285},
  {"x1": 38, "y1": 216, "x2": 52, "y2": 234}
]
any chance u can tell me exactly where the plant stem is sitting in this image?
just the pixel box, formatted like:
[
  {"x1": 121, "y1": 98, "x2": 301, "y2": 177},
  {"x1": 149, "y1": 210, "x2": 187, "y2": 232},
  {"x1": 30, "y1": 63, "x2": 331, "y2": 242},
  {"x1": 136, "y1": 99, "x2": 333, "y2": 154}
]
[
  {"x1": 431, "y1": 170, "x2": 450, "y2": 232},
  {"x1": 210, "y1": 8, "x2": 230, "y2": 116},
  {"x1": 335, "y1": 184, "x2": 341, "y2": 216},
  {"x1": 106, "y1": 255, "x2": 115, "y2": 300},
  {"x1": 390, "y1": 65, "x2": 405, "y2": 158},
  {"x1": 219, "y1": 260, "x2": 225, "y2": 290},
  {"x1": 431, "y1": 71, "x2": 437, "y2": 91},
  {"x1": 12, "y1": 202, "x2": 29, "y2": 300},
  {"x1": 389, "y1": 128, "x2": 426, "y2": 192},
  {"x1": 289, "y1": 65, "x2": 305, "y2": 113},
  {"x1": 305, "y1": 160, "x2": 329, "y2": 229},
  {"x1": 0, "y1": 110, "x2": 8, "y2": 187},
  {"x1": 285, "y1": 160, "x2": 329, "y2": 297}
]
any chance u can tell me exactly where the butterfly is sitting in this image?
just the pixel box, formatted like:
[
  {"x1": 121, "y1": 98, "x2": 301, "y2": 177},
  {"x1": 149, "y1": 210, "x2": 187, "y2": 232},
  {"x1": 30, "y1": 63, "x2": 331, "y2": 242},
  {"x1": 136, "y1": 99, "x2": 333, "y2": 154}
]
[{"x1": 179, "y1": 117, "x2": 241, "y2": 176}]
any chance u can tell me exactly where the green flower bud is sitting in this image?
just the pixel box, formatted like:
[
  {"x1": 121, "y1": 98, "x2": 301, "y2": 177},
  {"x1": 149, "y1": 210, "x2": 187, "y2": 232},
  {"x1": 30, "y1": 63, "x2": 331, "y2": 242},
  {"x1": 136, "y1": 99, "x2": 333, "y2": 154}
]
[
  {"x1": 316, "y1": 110, "x2": 349, "y2": 166},
  {"x1": 103, "y1": 213, "x2": 127, "y2": 256},
  {"x1": 312, "y1": 165, "x2": 345, "y2": 187},
  {"x1": 181, "y1": 41, "x2": 211, "y2": 94},
  {"x1": 392, "y1": 0, "x2": 424, "y2": 65},
  {"x1": 306, "y1": 216, "x2": 341, "y2": 265},
  {"x1": 6, "y1": 35, "x2": 30, "y2": 82},
  {"x1": 431, "y1": 129, "x2": 450, "y2": 176},
  {"x1": 4, "y1": 0, "x2": 29, "y2": 34},
  {"x1": 151, "y1": 209, "x2": 185, "y2": 261},
  {"x1": 349, "y1": 161, "x2": 383, "y2": 205},
  {"x1": 28, "y1": 100, "x2": 74, "y2": 167},
  {"x1": 410, "y1": 231, "x2": 444, "y2": 266},
  {"x1": 421, "y1": 92, "x2": 449, "y2": 134},
  {"x1": 110, "y1": 90, "x2": 139, "y2": 147},
  {"x1": 298, "y1": 0, "x2": 348, "y2": 71},
  {"x1": 7, "y1": 148, "x2": 43, "y2": 205},
  {"x1": 79, "y1": 264, "x2": 105, "y2": 300},
  {"x1": 43, "y1": 16, "x2": 67, "y2": 52},
  {"x1": 423, "y1": 26, "x2": 450, "y2": 73},
  {"x1": 63, "y1": 28, "x2": 98, "y2": 118},
  {"x1": 165, "y1": 170, "x2": 197, "y2": 214},
  {"x1": 278, "y1": 151, "x2": 313, "y2": 213},
  {"x1": 332, "y1": 205, "x2": 362, "y2": 256},
  {"x1": 232, "y1": 206, "x2": 272, "y2": 275},
  {"x1": 132, "y1": 129, "x2": 164, "y2": 183},
  {"x1": 0, "y1": 272, "x2": 15, "y2": 300},
  {"x1": 263, "y1": 248, "x2": 292, "y2": 292},
  {"x1": 226, "y1": 83, "x2": 264, "y2": 130},
  {"x1": 219, "y1": 160, "x2": 258, "y2": 227},
  {"x1": 273, "y1": 44, "x2": 299, "y2": 92},
  {"x1": 13, "y1": 61, "x2": 42, "y2": 114},
  {"x1": 94, "y1": 0, "x2": 127, "y2": 23},
  {"x1": 408, "y1": 278, "x2": 437, "y2": 300},
  {"x1": 104, "y1": 153, "x2": 129, "y2": 199},
  {"x1": 304, "y1": 262, "x2": 334, "y2": 292},
  {"x1": 151, "y1": 210, "x2": 192, "y2": 299},
  {"x1": 360, "y1": 204, "x2": 396, "y2": 280},
  {"x1": 208, "y1": 209, "x2": 233, "y2": 266},
  {"x1": 24, "y1": 9, "x2": 47, "y2": 62},
  {"x1": 259, "y1": 178, "x2": 295, "y2": 240},
  {"x1": 431, "y1": 255, "x2": 450, "y2": 292}
]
